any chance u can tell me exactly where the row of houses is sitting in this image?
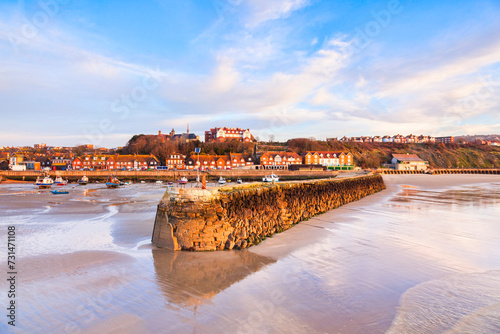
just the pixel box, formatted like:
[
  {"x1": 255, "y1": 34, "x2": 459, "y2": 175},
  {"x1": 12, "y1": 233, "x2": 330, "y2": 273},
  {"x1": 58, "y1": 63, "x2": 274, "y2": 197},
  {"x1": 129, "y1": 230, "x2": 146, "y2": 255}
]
[
  {"x1": 72, "y1": 154, "x2": 159, "y2": 170},
  {"x1": 333, "y1": 135, "x2": 454, "y2": 144},
  {"x1": 3, "y1": 148, "x2": 354, "y2": 171},
  {"x1": 165, "y1": 151, "x2": 355, "y2": 170},
  {"x1": 3, "y1": 153, "x2": 160, "y2": 171}
]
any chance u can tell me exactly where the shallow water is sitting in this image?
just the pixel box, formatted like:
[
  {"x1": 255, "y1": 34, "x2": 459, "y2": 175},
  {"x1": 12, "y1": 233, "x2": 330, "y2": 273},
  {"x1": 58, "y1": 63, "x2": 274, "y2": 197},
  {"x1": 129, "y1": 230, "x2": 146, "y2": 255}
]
[{"x1": 0, "y1": 176, "x2": 499, "y2": 333}]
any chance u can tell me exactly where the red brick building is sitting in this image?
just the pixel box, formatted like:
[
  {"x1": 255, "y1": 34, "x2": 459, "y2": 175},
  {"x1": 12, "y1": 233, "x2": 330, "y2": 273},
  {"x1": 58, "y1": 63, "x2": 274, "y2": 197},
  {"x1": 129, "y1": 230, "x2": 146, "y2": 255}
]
[
  {"x1": 73, "y1": 154, "x2": 159, "y2": 170},
  {"x1": 166, "y1": 154, "x2": 186, "y2": 169},
  {"x1": 185, "y1": 153, "x2": 253, "y2": 170},
  {"x1": 435, "y1": 136, "x2": 454, "y2": 144},
  {"x1": 258, "y1": 151, "x2": 302, "y2": 169},
  {"x1": 205, "y1": 127, "x2": 255, "y2": 142},
  {"x1": 303, "y1": 151, "x2": 353, "y2": 167}
]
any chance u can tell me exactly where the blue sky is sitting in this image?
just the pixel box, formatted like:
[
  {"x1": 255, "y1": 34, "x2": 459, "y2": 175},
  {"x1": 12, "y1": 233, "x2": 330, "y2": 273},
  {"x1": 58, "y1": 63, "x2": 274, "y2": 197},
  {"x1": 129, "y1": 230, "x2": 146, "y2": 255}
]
[{"x1": 1, "y1": 0, "x2": 500, "y2": 147}]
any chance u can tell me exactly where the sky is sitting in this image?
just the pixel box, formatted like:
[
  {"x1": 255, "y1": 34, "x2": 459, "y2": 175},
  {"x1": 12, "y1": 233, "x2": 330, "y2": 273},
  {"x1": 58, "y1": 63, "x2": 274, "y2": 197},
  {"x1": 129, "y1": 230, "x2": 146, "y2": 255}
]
[{"x1": 1, "y1": 0, "x2": 500, "y2": 148}]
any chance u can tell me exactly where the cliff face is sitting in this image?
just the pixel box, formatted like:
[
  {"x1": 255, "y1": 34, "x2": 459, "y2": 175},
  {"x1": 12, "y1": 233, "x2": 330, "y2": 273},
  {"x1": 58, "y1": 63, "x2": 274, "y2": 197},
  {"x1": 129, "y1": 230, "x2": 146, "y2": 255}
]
[{"x1": 152, "y1": 175, "x2": 386, "y2": 251}]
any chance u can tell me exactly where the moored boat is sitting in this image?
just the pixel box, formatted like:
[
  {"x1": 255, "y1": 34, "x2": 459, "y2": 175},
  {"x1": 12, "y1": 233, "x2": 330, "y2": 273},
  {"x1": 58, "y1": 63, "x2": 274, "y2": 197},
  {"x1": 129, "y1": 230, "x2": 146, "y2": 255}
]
[
  {"x1": 106, "y1": 175, "x2": 120, "y2": 188},
  {"x1": 35, "y1": 175, "x2": 54, "y2": 189},
  {"x1": 78, "y1": 175, "x2": 89, "y2": 185},
  {"x1": 51, "y1": 190, "x2": 69, "y2": 194},
  {"x1": 54, "y1": 176, "x2": 68, "y2": 186},
  {"x1": 178, "y1": 177, "x2": 188, "y2": 184},
  {"x1": 237, "y1": 178, "x2": 243, "y2": 184},
  {"x1": 262, "y1": 174, "x2": 279, "y2": 182},
  {"x1": 218, "y1": 176, "x2": 226, "y2": 184}
]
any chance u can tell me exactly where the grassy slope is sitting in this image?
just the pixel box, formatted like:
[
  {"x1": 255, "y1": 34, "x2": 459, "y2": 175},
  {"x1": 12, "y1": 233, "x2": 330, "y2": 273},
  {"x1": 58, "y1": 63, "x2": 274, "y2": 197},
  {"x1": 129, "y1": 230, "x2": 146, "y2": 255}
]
[
  {"x1": 342, "y1": 142, "x2": 500, "y2": 169},
  {"x1": 281, "y1": 139, "x2": 500, "y2": 169}
]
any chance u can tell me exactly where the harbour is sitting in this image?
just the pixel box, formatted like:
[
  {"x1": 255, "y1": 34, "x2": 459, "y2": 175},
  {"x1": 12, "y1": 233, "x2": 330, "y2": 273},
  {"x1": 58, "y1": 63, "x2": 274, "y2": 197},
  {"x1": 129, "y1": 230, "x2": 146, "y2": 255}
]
[{"x1": 1, "y1": 174, "x2": 499, "y2": 333}]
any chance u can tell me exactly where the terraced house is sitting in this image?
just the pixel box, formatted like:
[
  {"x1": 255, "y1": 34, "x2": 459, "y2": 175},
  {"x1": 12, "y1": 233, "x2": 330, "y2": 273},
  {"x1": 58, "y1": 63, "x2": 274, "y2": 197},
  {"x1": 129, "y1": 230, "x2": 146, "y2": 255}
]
[
  {"x1": 303, "y1": 151, "x2": 354, "y2": 170},
  {"x1": 185, "y1": 153, "x2": 253, "y2": 170},
  {"x1": 185, "y1": 154, "x2": 230, "y2": 170},
  {"x1": 72, "y1": 154, "x2": 111, "y2": 170},
  {"x1": 73, "y1": 154, "x2": 159, "y2": 170},
  {"x1": 107, "y1": 154, "x2": 159, "y2": 170},
  {"x1": 165, "y1": 154, "x2": 186, "y2": 170},
  {"x1": 258, "y1": 151, "x2": 302, "y2": 169}
]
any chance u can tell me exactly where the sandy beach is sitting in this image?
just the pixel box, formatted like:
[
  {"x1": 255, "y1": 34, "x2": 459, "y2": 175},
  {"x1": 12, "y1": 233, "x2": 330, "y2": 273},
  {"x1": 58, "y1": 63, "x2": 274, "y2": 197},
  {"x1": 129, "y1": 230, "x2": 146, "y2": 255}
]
[{"x1": 0, "y1": 174, "x2": 499, "y2": 333}]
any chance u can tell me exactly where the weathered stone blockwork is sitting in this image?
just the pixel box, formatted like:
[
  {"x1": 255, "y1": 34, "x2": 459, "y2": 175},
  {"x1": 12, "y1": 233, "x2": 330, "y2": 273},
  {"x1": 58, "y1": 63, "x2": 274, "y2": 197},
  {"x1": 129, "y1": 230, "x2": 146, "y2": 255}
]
[{"x1": 152, "y1": 175, "x2": 386, "y2": 251}]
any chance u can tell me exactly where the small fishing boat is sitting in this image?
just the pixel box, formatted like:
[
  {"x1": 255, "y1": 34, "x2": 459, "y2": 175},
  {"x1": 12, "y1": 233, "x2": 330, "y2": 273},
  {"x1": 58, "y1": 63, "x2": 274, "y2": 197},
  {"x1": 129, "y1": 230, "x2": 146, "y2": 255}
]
[
  {"x1": 218, "y1": 177, "x2": 226, "y2": 184},
  {"x1": 140, "y1": 181, "x2": 146, "y2": 184},
  {"x1": 156, "y1": 180, "x2": 163, "y2": 184},
  {"x1": 106, "y1": 175, "x2": 120, "y2": 188},
  {"x1": 262, "y1": 174, "x2": 279, "y2": 182},
  {"x1": 35, "y1": 175, "x2": 54, "y2": 189},
  {"x1": 51, "y1": 190, "x2": 69, "y2": 194},
  {"x1": 237, "y1": 178, "x2": 243, "y2": 184},
  {"x1": 178, "y1": 177, "x2": 188, "y2": 184},
  {"x1": 54, "y1": 176, "x2": 68, "y2": 186},
  {"x1": 78, "y1": 175, "x2": 89, "y2": 185}
]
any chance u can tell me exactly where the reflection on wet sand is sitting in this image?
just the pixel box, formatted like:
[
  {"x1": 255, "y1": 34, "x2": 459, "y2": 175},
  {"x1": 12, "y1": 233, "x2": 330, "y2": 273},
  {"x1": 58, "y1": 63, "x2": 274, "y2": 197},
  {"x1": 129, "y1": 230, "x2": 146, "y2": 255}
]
[
  {"x1": 152, "y1": 249, "x2": 275, "y2": 306},
  {"x1": 2, "y1": 176, "x2": 500, "y2": 333},
  {"x1": 392, "y1": 184, "x2": 500, "y2": 207}
]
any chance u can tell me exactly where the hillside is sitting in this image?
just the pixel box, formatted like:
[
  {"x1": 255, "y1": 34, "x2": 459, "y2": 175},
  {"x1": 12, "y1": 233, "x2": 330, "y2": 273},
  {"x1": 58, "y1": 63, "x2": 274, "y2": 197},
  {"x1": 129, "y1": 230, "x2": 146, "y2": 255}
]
[
  {"x1": 119, "y1": 135, "x2": 500, "y2": 169},
  {"x1": 286, "y1": 139, "x2": 500, "y2": 169}
]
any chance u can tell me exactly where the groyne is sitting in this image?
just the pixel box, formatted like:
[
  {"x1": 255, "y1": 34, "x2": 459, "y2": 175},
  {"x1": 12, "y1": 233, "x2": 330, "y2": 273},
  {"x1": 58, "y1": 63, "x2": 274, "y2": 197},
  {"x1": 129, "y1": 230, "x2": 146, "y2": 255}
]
[{"x1": 152, "y1": 175, "x2": 386, "y2": 251}]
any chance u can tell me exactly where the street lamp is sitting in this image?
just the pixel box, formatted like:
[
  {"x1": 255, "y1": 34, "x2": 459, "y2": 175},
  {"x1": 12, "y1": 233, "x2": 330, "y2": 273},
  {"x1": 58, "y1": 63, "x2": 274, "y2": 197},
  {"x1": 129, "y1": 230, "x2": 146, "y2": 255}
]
[{"x1": 195, "y1": 147, "x2": 201, "y2": 183}]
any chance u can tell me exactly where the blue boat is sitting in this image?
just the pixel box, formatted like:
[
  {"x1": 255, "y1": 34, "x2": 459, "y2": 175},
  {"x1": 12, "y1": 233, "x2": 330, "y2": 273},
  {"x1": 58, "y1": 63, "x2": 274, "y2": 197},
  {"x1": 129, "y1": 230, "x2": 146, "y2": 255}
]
[
  {"x1": 51, "y1": 190, "x2": 69, "y2": 194},
  {"x1": 106, "y1": 175, "x2": 120, "y2": 188}
]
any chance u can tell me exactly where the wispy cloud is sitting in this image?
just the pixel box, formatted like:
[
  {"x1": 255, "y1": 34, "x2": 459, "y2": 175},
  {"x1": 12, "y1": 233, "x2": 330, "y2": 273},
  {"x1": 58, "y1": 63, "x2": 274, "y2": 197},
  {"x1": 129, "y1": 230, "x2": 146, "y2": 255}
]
[
  {"x1": 1, "y1": 0, "x2": 500, "y2": 146},
  {"x1": 245, "y1": 0, "x2": 311, "y2": 27}
]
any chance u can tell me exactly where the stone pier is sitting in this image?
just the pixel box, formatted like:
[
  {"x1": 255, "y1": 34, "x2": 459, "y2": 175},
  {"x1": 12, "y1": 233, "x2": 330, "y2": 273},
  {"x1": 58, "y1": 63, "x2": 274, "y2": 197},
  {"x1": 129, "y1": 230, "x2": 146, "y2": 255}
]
[{"x1": 152, "y1": 175, "x2": 386, "y2": 251}]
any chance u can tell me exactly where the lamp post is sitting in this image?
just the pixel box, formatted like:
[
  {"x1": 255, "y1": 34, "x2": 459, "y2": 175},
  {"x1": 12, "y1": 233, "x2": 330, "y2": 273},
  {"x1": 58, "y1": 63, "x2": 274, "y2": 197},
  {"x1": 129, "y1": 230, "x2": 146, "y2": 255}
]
[{"x1": 195, "y1": 147, "x2": 201, "y2": 183}]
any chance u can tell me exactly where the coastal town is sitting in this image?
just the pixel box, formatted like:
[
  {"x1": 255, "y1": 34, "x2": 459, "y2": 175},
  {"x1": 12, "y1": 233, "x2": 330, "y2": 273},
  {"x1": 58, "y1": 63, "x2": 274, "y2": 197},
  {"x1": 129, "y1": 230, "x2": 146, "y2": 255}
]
[{"x1": 1, "y1": 126, "x2": 499, "y2": 173}]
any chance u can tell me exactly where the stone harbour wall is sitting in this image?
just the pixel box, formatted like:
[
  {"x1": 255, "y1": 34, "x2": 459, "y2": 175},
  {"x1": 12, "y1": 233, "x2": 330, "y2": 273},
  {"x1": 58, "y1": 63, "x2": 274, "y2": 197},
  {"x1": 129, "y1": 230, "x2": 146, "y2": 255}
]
[{"x1": 152, "y1": 175, "x2": 386, "y2": 251}]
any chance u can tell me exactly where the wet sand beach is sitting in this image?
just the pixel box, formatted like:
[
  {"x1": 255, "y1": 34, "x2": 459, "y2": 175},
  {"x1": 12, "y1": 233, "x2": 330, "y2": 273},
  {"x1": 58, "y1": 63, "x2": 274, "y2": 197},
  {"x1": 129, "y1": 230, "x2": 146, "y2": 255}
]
[{"x1": 1, "y1": 175, "x2": 499, "y2": 333}]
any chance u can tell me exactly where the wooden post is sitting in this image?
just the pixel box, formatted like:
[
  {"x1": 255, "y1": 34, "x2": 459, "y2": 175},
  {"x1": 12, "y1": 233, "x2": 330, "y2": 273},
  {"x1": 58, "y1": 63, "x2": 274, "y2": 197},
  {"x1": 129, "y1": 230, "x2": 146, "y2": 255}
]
[{"x1": 202, "y1": 175, "x2": 206, "y2": 189}]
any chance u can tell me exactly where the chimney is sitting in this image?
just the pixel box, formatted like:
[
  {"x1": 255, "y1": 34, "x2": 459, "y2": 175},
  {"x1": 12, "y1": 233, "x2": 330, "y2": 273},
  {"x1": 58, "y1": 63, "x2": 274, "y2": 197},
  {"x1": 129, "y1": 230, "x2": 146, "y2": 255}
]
[
  {"x1": 159, "y1": 130, "x2": 162, "y2": 135},
  {"x1": 187, "y1": 123, "x2": 189, "y2": 135}
]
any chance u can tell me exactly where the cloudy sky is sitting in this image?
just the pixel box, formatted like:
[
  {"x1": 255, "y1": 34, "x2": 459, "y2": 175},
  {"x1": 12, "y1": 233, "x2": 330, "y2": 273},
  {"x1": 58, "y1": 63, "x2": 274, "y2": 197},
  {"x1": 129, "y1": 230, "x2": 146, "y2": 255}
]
[{"x1": 1, "y1": 0, "x2": 500, "y2": 147}]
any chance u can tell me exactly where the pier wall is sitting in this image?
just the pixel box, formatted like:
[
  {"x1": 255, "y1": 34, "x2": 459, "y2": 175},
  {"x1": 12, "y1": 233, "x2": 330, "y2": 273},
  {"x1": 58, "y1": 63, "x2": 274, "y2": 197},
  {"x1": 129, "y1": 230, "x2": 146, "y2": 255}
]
[{"x1": 152, "y1": 175, "x2": 386, "y2": 251}]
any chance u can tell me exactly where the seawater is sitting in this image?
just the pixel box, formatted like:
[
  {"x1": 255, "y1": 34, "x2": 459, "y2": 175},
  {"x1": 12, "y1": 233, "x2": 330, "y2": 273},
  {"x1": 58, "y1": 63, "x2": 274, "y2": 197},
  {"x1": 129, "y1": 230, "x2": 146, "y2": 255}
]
[{"x1": 0, "y1": 176, "x2": 499, "y2": 333}]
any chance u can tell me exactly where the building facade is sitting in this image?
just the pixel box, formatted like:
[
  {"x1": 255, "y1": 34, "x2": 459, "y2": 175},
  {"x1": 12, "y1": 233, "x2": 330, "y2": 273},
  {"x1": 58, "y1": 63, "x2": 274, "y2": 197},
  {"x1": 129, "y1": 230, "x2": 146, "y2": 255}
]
[
  {"x1": 185, "y1": 153, "x2": 253, "y2": 170},
  {"x1": 259, "y1": 151, "x2": 302, "y2": 169},
  {"x1": 205, "y1": 127, "x2": 255, "y2": 142},
  {"x1": 391, "y1": 154, "x2": 428, "y2": 171},
  {"x1": 303, "y1": 151, "x2": 354, "y2": 167},
  {"x1": 435, "y1": 136, "x2": 454, "y2": 144},
  {"x1": 166, "y1": 154, "x2": 186, "y2": 170}
]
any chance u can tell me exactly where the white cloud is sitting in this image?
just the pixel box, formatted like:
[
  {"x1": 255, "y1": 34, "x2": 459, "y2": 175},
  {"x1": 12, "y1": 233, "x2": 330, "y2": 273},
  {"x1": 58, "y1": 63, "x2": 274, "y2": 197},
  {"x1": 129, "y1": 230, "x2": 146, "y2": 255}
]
[{"x1": 245, "y1": 0, "x2": 311, "y2": 27}]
